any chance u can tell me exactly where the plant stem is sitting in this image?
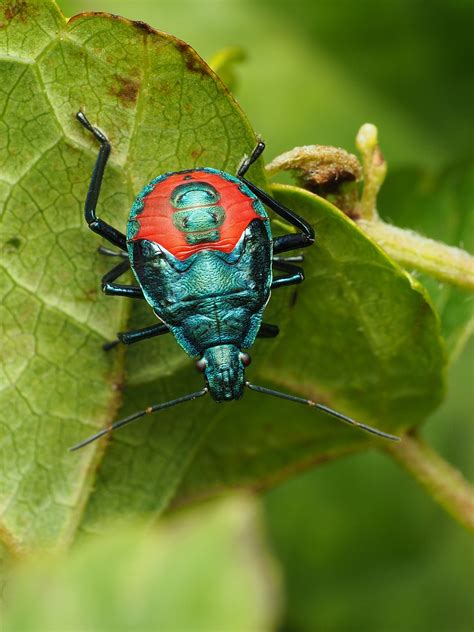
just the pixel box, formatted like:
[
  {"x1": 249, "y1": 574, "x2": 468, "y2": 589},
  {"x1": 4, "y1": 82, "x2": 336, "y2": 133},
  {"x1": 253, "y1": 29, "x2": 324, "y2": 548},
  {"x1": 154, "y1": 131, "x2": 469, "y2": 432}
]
[
  {"x1": 355, "y1": 123, "x2": 386, "y2": 220},
  {"x1": 358, "y1": 219, "x2": 474, "y2": 291},
  {"x1": 385, "y1": 433, "x2": 474, "y2": 533}
]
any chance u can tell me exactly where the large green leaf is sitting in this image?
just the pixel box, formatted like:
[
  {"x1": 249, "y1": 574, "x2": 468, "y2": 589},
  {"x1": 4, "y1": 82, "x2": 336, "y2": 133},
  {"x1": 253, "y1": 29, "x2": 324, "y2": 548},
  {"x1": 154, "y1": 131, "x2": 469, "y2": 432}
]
[
  {"x1": 0, "y1": 2, "x2": 260, "y2": 551},
  {"x1": 2, "y1": 495, "x2": 281, "y2": 632},
  {"x1": 0, "y1": 2, "x2": 445, "y2": 550}
]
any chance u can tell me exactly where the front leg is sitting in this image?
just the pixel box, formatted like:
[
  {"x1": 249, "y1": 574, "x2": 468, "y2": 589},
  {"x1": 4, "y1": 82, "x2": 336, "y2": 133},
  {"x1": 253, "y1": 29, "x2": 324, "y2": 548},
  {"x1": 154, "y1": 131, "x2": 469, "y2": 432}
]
[
  {"x1": 248, "y1": 181, "x2": 314, "y2": 254},
  {"x1": 237, "y1": 139, "x2": 315, "y2": 255},
  {"x1": 76, "y1": 111, "x2": 127, "y2": 251}
]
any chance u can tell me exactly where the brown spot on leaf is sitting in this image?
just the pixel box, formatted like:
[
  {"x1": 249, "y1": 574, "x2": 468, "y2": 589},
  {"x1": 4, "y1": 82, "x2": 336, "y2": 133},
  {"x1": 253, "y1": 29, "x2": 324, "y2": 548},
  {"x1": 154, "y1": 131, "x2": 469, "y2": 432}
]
[
  {"x1": 69, "y1": 11, "x2": 124, "y2": 26},
  {"x1": 109, "y1": 74, "x2": 140, "y2": 106},
  {"x1": 3, "y1": 0, "x2": 36, "y2": 22},
  {"x1": 158, "y1": 81, "x2": 172, "y2": 95},
  {"x1": 77, "y1": 288, "x2": 98, "y2": 303},
  {"x1": 4, "y1": 237, "x2": 22, "y2": 254},
  {"x1": 133, "y1": 20, "x2": 158, "y2": 35},
  {"x1": 68, "y1": 12, "x2": 159, "y2": 38},
  {"x1": 191, "y1": 148, "x2": 204, "y2": 161},
  {"x1": 175, "y1": 40, "x2": 208, "y2": 75}
]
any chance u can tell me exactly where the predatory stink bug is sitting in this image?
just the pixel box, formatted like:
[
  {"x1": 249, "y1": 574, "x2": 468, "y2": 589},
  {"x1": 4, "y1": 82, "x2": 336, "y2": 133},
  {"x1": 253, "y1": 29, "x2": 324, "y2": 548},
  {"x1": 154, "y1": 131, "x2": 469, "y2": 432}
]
[{"x1": 70, "y1": 112, "x2": 399, "y2": 451}]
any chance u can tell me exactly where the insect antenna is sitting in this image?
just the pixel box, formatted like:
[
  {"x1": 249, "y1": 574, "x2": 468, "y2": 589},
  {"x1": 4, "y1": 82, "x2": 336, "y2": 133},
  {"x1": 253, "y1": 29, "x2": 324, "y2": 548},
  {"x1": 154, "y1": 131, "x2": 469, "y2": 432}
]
[
  {"x1": 70, "y1": 388, "x2": 208, "y2": 452},
  {"x1": 245, "y1": 382, "x2": 400, "y2": 442}
]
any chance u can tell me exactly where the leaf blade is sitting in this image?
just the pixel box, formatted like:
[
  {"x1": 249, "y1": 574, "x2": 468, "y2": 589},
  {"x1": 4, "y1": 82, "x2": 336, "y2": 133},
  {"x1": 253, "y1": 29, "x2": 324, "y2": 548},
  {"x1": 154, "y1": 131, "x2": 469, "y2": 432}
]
[{"x1": 0, "y1": 2, "x2": 261, "y2": 550}]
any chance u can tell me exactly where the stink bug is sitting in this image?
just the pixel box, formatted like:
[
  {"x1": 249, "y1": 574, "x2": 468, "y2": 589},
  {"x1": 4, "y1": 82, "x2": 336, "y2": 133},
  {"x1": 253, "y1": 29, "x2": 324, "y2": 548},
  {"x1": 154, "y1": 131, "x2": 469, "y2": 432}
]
[{"x1": 70, "y1": 111, "x2": 399, "y2": 451}]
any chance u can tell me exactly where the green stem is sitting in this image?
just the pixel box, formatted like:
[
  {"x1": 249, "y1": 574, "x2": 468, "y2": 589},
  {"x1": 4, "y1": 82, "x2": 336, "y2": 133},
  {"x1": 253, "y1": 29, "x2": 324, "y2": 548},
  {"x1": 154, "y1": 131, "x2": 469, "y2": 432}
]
[
  {"x1": 385, "y1": 433, "x2": 474, "y2": 533},
  {"x1": 355, "y1": 123, "x2": 386, "y2": 220},
  {"x1": 358, "y1": 219, "x2": 474, "y2": 291}
]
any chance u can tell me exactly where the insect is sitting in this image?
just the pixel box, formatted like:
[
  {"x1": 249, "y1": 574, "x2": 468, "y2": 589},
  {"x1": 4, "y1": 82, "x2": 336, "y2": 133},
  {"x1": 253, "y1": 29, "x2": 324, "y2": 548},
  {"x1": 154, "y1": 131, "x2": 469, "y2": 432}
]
[{"x1": 70, "y1": 111, "x2": 399, "y2": 451}]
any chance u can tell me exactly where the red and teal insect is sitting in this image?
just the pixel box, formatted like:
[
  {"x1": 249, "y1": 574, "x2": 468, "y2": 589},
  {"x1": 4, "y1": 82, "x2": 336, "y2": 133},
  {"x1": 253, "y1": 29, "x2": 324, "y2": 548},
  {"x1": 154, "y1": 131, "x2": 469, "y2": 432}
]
[{"x1": 71, "y1": 111, "x2": 398, "y2": 451}]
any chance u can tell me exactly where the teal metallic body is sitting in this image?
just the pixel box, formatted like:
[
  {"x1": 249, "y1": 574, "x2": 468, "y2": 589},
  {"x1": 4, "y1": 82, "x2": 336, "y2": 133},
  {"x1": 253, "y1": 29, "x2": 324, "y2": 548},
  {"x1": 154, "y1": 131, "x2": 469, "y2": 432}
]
[{"x1": 127, "y1": 169, "x2": 273, "y2": 401}]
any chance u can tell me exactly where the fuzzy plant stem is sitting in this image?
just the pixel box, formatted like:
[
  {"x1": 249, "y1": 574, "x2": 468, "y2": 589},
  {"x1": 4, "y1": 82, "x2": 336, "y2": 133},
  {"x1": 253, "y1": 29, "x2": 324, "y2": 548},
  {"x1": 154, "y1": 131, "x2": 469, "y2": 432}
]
[
  {"x1": 354, "y1": 123, "x2": 474, "y2": 290},
  {"x1": 358, "y1": 219, "x2": 474, "y2": 291},
  {"x1": 385, "y1": 433, "x2": 474, "y2": 534}
]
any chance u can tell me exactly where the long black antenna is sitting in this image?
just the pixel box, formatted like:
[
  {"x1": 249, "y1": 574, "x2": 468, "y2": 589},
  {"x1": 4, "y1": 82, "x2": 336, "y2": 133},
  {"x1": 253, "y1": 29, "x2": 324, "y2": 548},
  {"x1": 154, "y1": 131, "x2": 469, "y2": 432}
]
[
  {"x1": 245, "y1": 382, "x2": 399, "y2": 442},
  {"x1": 70, "y1": 388, "x2": 208, "y2": 452}
]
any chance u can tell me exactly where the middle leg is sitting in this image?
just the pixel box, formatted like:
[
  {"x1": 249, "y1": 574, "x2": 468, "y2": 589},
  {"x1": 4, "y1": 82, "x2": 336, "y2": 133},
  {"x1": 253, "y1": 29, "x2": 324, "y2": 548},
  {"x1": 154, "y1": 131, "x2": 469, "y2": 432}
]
[
  {"x1": 273, "y1": 254, "x2": 304, "y2": 263},
  {"x1": 101, "y1": 259, "x2": 145, "y2": 299},
  {"x1": 271, "y1": 259, "x2": 304, "y2": 289}
]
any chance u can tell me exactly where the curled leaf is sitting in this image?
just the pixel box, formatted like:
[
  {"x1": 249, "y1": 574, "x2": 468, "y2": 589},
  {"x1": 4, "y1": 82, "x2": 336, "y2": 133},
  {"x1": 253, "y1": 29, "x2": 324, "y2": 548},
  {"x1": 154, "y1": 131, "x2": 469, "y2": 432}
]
[
  {"x1": 209, "y1": 46, "x2": 247, "y2": 92},
  {"x1": 266, "y1": 145, "x2": 361, "y2": 213}
]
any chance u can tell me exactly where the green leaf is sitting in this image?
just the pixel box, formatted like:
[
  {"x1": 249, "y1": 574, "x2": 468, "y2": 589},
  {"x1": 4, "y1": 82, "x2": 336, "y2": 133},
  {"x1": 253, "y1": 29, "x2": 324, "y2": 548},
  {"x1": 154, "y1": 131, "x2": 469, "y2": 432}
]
[
  {"x1": 2, "y1": 495, "x2": 281, "y2": 632},
  {"x1": 0, "y1": 2, "x2": 260, "y2": 551},
  {"x1": 379, "y1": 163, "x2": 474, "y2": 359},
  {"x1": 0, "y1": 2, "x2": 446, "y2": 551}
]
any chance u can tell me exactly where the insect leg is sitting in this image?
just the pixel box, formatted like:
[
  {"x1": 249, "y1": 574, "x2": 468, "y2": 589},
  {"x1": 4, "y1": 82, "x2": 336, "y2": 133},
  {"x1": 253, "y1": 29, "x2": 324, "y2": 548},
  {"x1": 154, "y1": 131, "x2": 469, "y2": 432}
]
[
  {"x1": 237, "y1": 139, "x2": 314, "y2": 254},
  {"x1": 98, "y1": 246, "x2": 128, "y2": 259},
  {"x1": 272, "y1": 233, "x2": 314, "y2": 255},
  {"x1": 237, "y1": 139, "x2": 265, "y2": 177},
  {"x1": 271, "y1": 275, "x2": 303, "y2": 290},
  {"x1": 103, "y1": 323, "x2": 170, "y2": 351},
  {"x1": 257, "y1": 323, "x2": 279, "y2": 338},
  {"x1": 273, "y1": 255, "x2": 304, "y2": 263},
  {"x1": 76, "y1": 111, "x2": 127, "y2": 251},
  {"x1": 101, "y1": 259, "x2": 145, "y2": 299},
  {"x1": 271, "y1": 259, "x2": 304, "y2": 289},
  {"x1": 238, "y1": 177, "x2": 315, "y2": 255}
]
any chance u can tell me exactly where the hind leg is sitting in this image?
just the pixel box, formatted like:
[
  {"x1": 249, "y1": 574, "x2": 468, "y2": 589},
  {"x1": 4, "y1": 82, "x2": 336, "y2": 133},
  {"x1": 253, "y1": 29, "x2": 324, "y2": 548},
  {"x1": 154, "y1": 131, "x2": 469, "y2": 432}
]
[{"x1": 103, "y1": 323, "x2": 170, "y2": 351}]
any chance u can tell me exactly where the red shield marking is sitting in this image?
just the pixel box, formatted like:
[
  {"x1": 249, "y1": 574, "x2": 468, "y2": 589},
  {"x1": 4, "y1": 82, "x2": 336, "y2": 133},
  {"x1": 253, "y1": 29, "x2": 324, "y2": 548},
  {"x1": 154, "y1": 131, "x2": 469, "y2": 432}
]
[{"x1": 130, "y1": 170, "x2": 263, "y2": 260}]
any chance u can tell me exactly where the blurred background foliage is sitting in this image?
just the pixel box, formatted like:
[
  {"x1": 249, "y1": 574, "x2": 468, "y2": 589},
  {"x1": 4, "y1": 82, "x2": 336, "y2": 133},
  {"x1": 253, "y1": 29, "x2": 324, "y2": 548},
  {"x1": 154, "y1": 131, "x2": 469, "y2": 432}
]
[
  {"x1": 9, "y1": 0, "x2": 473, "y2": 630},
  {"x1": 3, "y1": 496, "x2": 282, "y2": 631}
]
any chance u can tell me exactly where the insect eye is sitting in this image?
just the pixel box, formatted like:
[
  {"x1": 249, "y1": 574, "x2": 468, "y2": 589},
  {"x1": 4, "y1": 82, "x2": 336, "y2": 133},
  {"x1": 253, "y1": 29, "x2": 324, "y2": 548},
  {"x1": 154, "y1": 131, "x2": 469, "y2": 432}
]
[
  {"x1": 195, "y1": 358, "x2": 207, "y2": 373},
  {"x1": 239, "y1": 353, "x2": 251, "y2": 367}
]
